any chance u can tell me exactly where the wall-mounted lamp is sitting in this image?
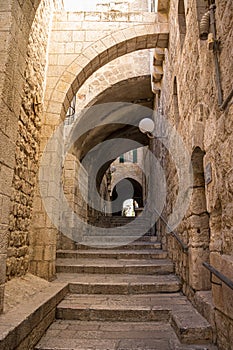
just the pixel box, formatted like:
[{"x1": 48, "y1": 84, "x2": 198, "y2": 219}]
[
  {"x1": 138, "y1": 118, "x2": 155, "y2": 138},
  {"x1": 139, "y1": 117, "x2": 167, "y2": 139}
]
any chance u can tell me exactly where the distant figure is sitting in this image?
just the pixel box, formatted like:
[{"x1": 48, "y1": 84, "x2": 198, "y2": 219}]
[{"x1": 122, "y1": 199, "x2": 135, "y2": 217}]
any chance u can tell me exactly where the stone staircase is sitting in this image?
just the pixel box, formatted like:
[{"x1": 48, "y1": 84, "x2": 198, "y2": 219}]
[{"x1": 35, "y1": 232, "x2": 217, "y2": 350}]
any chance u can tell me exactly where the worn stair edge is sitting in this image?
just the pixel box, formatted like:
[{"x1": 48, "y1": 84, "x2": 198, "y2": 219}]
[
  {"x1": 0, "y1": 283, "x2": 68, "y2": 350},
  {"x1": 55, "y1": 293, "x2": 214, "y2": 345},
  {"x1": 68, "y1": 279, "x2": 181, "y2": 295},
  {"x1": 56, "y1": 249, "x2": 168, "y2": 260},
  {"x1": 76, "y1": 241, "x2": 161, "y2": 250},
  {"x1": 55, "y1": 260, "x2": 174, "y2": 275},
  {"x1": 35, "y1": 319, "x2": 218, "y2": 350},
  {"x1": 171, "y1": 309, "x2": 213, "y2": 345},
  {"x1": 56, "y1": 306, "x2": 171, "y2": 322}
]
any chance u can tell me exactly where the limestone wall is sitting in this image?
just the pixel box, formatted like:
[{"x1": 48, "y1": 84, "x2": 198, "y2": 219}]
[
  {"x1": 157, "y1": 0, "x2": 233, "y2": 348},
  {"x1": 96, "y1": 0, "x2": 149, "y2": 12},
  {"x1": 0, "y1": 0, "x2": 53, "y2": 311},
  {"x1": 59, "y1": 153, "x2": 88, "y2": 250},
  {"x1": 6, "y1": 0, "x2": 54, "y2": 280}
]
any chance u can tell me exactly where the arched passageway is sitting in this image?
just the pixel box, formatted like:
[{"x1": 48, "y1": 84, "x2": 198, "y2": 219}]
[{"x1": 111, "y1": 177, "x2": 143, "y2": 216}]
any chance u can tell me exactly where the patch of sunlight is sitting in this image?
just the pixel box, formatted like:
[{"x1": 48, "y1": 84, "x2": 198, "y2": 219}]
[
  {"x1": 63, "y1": 0, "x2": 136, "y2": 12},
  {"x1": 63, "y1": 0, "x2": 99, "y2": 11}
]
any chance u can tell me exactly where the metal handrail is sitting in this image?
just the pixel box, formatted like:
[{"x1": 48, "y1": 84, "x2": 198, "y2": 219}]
[
  {"x1": 157, "y1": 212, "x2": 189, "y2": 254},
  {"x1": 203, "y1": 262, "x2": 233, "y2": 291},
  {"x1": 168, "y1": 231, "x2": 189, "y2": 253}
]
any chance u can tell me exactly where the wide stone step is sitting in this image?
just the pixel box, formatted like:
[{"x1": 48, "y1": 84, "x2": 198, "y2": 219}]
[
  {"x1": 35, "y1": 320, "x2": 217, "y2": 350},
  {"x1": 55, "y1": 293, "x2": 213, "y2": 344},
  {"x1": 56, "y1": 273, "x2": 181, "y2": 294},
  {"x1": 56, "y1": 258, "x2": 174, "y2": 275},
  {"x1": 56, "y1": 293, "x2": 172, "y2": 322},
  {"x1": 56, "y1": 249, "x2": 167, "y2": 260},
  {"x1": 76, "y1": 235, "x2": 157, "y2": 247},
  {"x1": 76, "y1": 240, "x2": 161, "y2": 250}
]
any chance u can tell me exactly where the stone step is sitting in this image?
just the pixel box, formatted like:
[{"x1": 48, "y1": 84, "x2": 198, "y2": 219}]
[
  {"x1": 56, "y1": 258, "x2": 174, "y2": 275},
  {"x1": 56, "y1": 249, "x2": 168, "y2": 260},
  {"x1": 76, "y1": 240, "x2": 161, "y2": 250},
  {"x1": 55, "y1": 293, "x2": 213, "y2": 344},
  {"x1": 56, "y1": 273, "x2": 181, "y2": 294},
  {"x1": 35, "y1": 320, "x2": 217, "y2": 350},
  {"x1": 76, "y1": 235, "x2": 157, "y2": 247}
]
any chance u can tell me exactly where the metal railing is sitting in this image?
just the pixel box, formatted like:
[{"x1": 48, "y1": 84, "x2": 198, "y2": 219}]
[
  {"x1": 168, "y1": 231, "x2": 189, "y2": 253},
  {"x1": 158, "y1": 212, "x2": 189, "y2": 254},
  {"x1": 203, "y1": 262, "x2": 233, "y2": 291}
]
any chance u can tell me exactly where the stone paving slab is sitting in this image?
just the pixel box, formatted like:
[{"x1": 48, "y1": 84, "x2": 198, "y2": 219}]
[
  {"x1": 35, "y1": 320, "x2": 218, "y2": 350},
  {"x1": 55, "y1": 293, "x2": 213, "y2": 342}
]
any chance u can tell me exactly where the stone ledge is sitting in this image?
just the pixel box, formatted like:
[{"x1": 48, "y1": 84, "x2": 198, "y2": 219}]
[
  {"x1": 210, "y1": 253, "x2": 233, "y2": 320},
  {"x1": 194, "y1": 291, "x2": 216, "y2": 331},
  {"x1": 0, "y1": 281, "x2": 68, "y2": 350}
]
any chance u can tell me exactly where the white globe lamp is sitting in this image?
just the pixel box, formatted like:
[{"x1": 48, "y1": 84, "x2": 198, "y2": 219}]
[{"x1": 139, "y1": 118, "x2": 155, "y2": 135}]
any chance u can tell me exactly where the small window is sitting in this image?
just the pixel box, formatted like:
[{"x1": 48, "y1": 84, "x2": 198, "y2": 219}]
[
  {"x1": 178, "y1": 0, "x2": 187, "y2": 50},
  {"x1": 133, "y1": 149, "x2": 137, "y2": 163},
  {"x1": 119, "y1": 155, "x2": 124, "y2": 163},
  {"x1": 173, "y1": 77, "x2": 180, "y2": 126}
]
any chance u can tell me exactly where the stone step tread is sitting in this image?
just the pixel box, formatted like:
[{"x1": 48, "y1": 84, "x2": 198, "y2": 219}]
[
  {"x1": 75, "y1": 240, "x2": 160, "y2": 249},
  {"x1": 76, "y1": 239, "x2": 158, "y2": 247},
  {"x1": 57, "y1": 248, "x2": 164, "y2": 254},
  {"x1": 57, "y1": 293, "x2": 194, "y2": 311},
  {"x1": 56, "y1": 258, "x2": 174, "y2": 275},
  {"x1": 56, "y1": 294, "x2": 213, "y2": 342},
  {"x1": 56, "y1": 273, "x2": 180, "y2": 285},
  {"x1": 56, "y1": 249, "x2": 167, "y2": 258},
  {"x1": 56, "y1": 258, "x2": 173, "y2": 267},
  {"x1": 35, "y1": 320, "x2": 217, "y2": 350},
  {"x1": 55, "y1": 273, "x2": 181, "y2": 293}
]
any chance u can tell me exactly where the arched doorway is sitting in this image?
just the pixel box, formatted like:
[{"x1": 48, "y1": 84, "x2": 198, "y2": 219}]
[{"x1": 111, "y1": 178, "x2": 143, "y2": 216}]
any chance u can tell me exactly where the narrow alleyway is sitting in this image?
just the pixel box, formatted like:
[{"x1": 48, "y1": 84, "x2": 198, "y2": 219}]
[{"x1": 36, "y1": 218, "x2": 217, "y2": 350}]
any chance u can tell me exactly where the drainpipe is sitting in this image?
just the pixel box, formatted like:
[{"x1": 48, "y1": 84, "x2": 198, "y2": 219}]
[{"x1": 209, "y1": 4, "x2": 223, "y2": 107}]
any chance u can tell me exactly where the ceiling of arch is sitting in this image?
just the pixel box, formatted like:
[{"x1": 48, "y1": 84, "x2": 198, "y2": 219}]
[{"x1": 71, "y1": 76, "x2": 153, "y2": 162}]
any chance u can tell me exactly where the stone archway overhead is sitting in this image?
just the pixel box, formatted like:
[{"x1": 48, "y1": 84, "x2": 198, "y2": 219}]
[{"x1": 49, "y1": 21, "x2": 169, "y2": 119}]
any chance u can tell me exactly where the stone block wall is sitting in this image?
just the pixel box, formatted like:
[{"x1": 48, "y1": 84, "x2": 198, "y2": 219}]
[
  {"x1": 156, "y1": 0, "x2": 233, "y2": 348},
  {"x1": 6, "y1": 0, "x2": 54, "y2": 281},
  {"x1": 59, "y1": 153, "x2": 88, "y2": 249},
  {"x1": 96, "y1": 0, "x2": 149, "y2": 12},
  {"x1": 0, "y1": 0, "x2": 50, "y2": 312}
]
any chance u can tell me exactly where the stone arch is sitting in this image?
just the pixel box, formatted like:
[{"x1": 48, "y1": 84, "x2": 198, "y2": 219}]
[
  {"x1": 111, "y1": 177, "x2": 143, "y2": 215},
  {"x1": 47, "y1": 23, "x2": 169, "y2": 120},
  {"x1": 73, "y1": 49, "x2": 152, "y2": 113},
  {"x1": 111, "y1": 163, "x2": 144, "y2": 197}
]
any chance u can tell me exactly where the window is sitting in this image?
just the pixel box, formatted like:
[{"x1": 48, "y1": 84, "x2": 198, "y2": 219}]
[
  {"x1": 178, "y1": 0, "x2": 187, "y2": 50},
  {"x1": 119, "y1": 155, "x2": 124, "y2": 163},
  {"x1": 173, "y1": 77, "x2": 180, "y2": 126},
  {"x1": 133, "y1": 149, "x2": 137, "y2": 163}
]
